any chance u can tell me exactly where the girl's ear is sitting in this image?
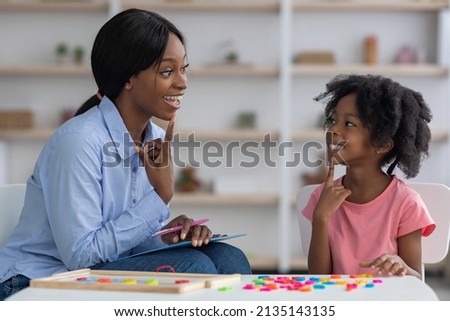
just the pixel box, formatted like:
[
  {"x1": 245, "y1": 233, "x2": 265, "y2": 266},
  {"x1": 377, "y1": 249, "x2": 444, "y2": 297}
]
[{"x1": 378, "y1": 139, "x2": 394, "y2": 154}]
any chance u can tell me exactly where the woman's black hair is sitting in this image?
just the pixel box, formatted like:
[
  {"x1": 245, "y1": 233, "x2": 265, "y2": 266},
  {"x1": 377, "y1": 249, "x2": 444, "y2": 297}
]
[
  {"x1": 314, "y1": 74, "x2": 432, "y2": 178},
  {"x1": 75, "y1": 8, "x2": 185, "y2": 116}
]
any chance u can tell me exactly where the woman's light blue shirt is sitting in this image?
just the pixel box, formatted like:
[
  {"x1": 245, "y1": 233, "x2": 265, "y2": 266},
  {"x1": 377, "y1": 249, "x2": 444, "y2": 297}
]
[{"x1": 0, "y1": 97, "x2": 170, "y2": 281}]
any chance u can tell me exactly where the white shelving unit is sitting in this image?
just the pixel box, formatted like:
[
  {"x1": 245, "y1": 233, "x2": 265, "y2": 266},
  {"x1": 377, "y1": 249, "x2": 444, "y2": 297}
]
[
  {"x1": 0, "y1": 0, "x2": 110, "y2": 187},
  {"x1": 0, "y1": 0, "x2": 449, "y2": 272},
  {"x1": 287, "y1": 0, "x2": 450, "y2": 273}
]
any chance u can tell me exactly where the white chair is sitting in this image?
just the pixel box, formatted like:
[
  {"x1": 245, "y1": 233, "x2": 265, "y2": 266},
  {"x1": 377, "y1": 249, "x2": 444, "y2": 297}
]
[
  {"x1": 297, "y1": 182, "x2": 450, "y2": 279},
  {"x1": 0, "y1": 184, "x2": 26, "y2": 247}
]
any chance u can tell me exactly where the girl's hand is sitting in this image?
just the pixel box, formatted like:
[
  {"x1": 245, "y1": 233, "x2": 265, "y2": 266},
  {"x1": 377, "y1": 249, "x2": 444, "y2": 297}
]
[
  {"x1": 360, "y1": 253, "x2": 408, "y2": 276},
  {"x1": 160, "y1": 215, "x2": 212, "y2": 247},
  {"x1": 136, "y1": 117, "x2": 175, "y2": 204},
  {"x1": 313, "y1": 164, "x2": 351, "y2": 222}
]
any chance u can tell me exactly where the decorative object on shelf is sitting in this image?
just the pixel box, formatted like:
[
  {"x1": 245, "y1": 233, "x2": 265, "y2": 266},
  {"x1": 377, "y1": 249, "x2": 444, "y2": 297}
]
[
  {"x1": 364, "y1": 34, "x2": 378, "y2": 65},
  {"x1": 235, "y1": 111, "x2": 256, "y2": 129},
  {"x1": 73, "y1": 45, "x2": 85, "y2": 65},
  {"x1": 294, "y1": 51, "x2": 335, "y2": 64},
  {"x1": 175, "y1": 166, "x2": 202, "y2": 193},
  {"x1": 394, "y1": 45, "x2": 426, "y2": 64},
  {"x1": 225, "y1": 51, "x2": 239, "y2": 64},
  {"x1": 55, "y1": 42, "x2": 69, "y2": 64},
  {"x1": 214, "y1": 38, "x2": 242, "y2": 65},
  {"x1": 394, "y1": 45, "x2": 415, "y2": 63},
  {"x1": 60, "y1": 108, "x2": 76, "y2": 124},
  {"x1": 0, "y1": 109, "x2": 34, "y2": 129}
]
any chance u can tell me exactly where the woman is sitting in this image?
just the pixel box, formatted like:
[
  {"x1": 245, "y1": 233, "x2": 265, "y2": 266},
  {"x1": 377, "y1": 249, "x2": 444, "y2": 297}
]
[{"x1": 0, "y1": 8, "x2": 251, "y2": 301}]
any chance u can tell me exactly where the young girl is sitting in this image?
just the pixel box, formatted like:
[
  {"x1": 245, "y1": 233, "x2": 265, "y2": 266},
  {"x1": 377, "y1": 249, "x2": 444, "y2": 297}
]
[
  {"x1": 0, "y1": 9, "x2": 251, "y2": 301},
  {"x1": 301, "y1": 74, "x2": 436, "y2": 279}
]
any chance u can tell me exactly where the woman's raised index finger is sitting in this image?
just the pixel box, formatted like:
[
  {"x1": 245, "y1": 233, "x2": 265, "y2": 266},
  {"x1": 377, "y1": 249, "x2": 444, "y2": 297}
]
[{"x1": 164, "y1": 116, "x2": 176, "y2": 142}]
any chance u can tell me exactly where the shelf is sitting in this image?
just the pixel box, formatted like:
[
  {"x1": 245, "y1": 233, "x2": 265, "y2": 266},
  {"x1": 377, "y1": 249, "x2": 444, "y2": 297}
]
[
  {"x1": 0, "y1": 128, "x2": 281, "y2": 142},
  {"x1": 0, "y1": 64, "x2": 278, "y2": 77},
  {"x1": 172, "y1": 192, "x2": 279, "y2": 206},
  {"x1": 0, "y1": 127, "x2": 56, "y2": 141},
  {"x1": 4, "y1": 0, "x2": 443, "y2": 14},
  {"x1": 294, "y1": 1, "x2": 449, "y2": 11},
  {"x1": 2, "y1": 63, "x2": 445, "y2": 78},
  {"x1": 0, "y1": 0, "x2": 108, "y2": 12},
  {"x1": 0, "y1": 64, "x2": 92, "y2": 76},
  {"x1": 175, "y1": 129, "x2": 279, "y2": 141},
  {"x1": 172, "y1": 192, "x2": 299, "y2": 207},
  {"x1": 1, "y1": 127, "x2": 446, "y2": 143},
  {"x1": 122, "y1": 1, "x2": 279, "y2": 12},
  {"x1": 292, "y1": 129, "x2": 449, "y2": 143},
  {"x1": 292, "y1": 64, "x2": 449, "y2": 77}
]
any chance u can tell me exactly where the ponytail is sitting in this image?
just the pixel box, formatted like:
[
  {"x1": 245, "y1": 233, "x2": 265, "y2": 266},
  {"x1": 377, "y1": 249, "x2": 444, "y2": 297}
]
[{"x1": 74, "y1": 95, "x2": 101, "y2": 117}]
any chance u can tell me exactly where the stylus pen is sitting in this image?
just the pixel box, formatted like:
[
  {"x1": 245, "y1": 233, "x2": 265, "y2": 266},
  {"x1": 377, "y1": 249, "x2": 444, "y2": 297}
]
[{"x1": 152, "y1": 218, "x2": 209, "y2": 237}]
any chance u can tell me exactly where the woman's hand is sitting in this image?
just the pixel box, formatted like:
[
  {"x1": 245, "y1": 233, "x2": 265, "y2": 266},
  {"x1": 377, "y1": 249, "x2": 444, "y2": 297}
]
[
  {"x1": 360, "y1": 253, "x2": 408, "y2": 276},
  {"x1": 136, "y1": 117, "x2": 175, "y2": 204},
  {"x1": 160, "y1": 215, "x2": 212, "y2": 247}
]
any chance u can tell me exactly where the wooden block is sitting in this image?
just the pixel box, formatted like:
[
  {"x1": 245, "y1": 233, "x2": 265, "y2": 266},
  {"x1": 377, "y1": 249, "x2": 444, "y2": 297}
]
[
  {"x1": 206, "y1": 274, "x2": 241, "y2": 288},
  {"x1": 0, "y1": 110, "x2": 34, "y2": 129},
  {"x1": 295, "y1": 52, "x2": 335, "y2": 64}
]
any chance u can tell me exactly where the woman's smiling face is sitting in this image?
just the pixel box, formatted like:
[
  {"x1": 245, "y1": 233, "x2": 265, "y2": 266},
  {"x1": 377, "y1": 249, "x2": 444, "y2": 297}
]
[{"x1": 128, "y1": 32, "x2": 188, "y2": 121}]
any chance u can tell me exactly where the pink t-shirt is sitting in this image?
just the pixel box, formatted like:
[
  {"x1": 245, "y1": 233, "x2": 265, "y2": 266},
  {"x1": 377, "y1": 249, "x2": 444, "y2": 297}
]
[{"x1": 302, "y1": 176, "x2": 436, "y2": 274}]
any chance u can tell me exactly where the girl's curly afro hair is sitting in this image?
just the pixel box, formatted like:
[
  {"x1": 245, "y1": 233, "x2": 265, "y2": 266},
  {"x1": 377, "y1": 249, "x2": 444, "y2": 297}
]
[{"x1": 314, "y1": 74, "x2": 432, "y2": 178}]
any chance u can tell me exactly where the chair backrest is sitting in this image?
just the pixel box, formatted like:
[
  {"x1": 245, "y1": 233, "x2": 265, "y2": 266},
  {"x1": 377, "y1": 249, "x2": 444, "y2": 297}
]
[
  {"x1": 0, "y1": 184, "x2": 26, "y2": 247},
  {"x1": 408, "y1": 182, "x2": 450, "y2": 264},
  {"x1": 297, "y1": 184, "x2": 318, "y2": 257},
  {"x1": 297, "y1": 182, "x2": 450, "y2": 266}
]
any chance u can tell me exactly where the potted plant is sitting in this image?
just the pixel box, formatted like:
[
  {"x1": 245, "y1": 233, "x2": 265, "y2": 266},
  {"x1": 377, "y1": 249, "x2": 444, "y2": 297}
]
[
  {"x1": 73, "y1": 45, "x2": 85, "y2": 65},
  {"x1": 225, "y1": 51, "x2": 239, "y2": 64},
  {"x1": 55, "y1": 42, "x2": 68, "y2": 64}
]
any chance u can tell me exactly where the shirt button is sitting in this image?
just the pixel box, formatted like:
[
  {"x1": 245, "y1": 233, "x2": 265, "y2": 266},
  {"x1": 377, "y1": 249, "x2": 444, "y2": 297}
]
[
  {"x1": 132, "y1": 199, "x2": 136, "y2": 204},
  {"x1": 132, "y1": 167, "x2": 137, "y2": 172}
]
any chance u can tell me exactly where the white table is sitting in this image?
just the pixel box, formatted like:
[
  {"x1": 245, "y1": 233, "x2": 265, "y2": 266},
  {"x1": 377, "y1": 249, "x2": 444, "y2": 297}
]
[{"x1": 6, "y1": 274, "x2": 439, "y2": 301}]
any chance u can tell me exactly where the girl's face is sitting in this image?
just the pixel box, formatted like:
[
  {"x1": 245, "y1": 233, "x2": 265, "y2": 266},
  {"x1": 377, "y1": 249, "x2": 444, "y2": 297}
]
[
  {"x1": 326, "y1": 93, "x2": 378, "y2": 167},
  {"x1": 128, "y1": 32, "x2": 188, "y2": 121}
]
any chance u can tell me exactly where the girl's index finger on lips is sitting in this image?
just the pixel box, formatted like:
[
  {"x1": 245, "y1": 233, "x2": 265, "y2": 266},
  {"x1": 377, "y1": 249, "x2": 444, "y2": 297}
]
[{"x1": 325, "y1": 164, "x2": 335, "y2": 187}]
